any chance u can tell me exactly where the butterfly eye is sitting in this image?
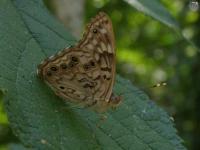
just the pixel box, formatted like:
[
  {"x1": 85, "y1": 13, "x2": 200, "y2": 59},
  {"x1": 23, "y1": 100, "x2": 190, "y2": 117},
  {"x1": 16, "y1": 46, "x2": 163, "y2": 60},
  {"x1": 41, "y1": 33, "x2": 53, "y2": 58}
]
[
  {"x1": 50, "y1": 66, "x2": 58, "y2": 71},
  {"x1": 93, "y1": 29, "x2": 97, "y2": 33}
]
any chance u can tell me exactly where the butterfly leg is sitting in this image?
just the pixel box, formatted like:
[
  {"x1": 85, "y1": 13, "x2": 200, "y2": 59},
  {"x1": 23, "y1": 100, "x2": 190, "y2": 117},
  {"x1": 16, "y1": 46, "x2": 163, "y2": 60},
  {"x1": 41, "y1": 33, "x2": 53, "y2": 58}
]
[{"x1": 96, "y1": 114, "x2": 107, "y2": 128}]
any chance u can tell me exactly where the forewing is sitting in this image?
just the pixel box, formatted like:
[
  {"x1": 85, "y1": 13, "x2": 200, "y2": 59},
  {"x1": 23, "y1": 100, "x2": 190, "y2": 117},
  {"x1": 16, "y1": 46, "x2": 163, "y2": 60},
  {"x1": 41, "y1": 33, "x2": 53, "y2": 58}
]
[{"x1": 77, "y1": 12, "x2": 116, "y2": 102}]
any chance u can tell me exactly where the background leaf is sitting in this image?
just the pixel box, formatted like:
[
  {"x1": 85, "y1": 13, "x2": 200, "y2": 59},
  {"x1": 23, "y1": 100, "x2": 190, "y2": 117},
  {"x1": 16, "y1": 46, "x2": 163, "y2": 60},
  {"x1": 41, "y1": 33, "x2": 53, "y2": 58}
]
[
  {"x1": 123, "y1": 0, "x2": 200, "y2": 54},
  {"x1": 0, "y1": 0, "x2": 186, "y2": 149},
  {"x1": 124, "y1": 0, "x2": 180, "y2": 30}
]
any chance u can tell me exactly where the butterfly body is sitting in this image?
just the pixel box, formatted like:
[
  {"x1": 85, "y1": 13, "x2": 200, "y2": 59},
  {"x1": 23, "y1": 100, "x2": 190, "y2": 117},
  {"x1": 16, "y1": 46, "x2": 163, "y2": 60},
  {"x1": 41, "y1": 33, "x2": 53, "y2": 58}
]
[{"x1": 37, "y1": 12, "x2": 122, "y2": 112}]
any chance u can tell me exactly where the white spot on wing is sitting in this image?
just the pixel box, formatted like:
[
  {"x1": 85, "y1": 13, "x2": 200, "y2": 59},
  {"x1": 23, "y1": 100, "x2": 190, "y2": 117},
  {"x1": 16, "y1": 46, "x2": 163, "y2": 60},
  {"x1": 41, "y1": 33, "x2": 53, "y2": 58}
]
[
  {"x1": 100, "y1": 28, "x2": 107, "y2": 34},
  {"x1": 92, "y1": 39, "x2": 98, "y2": 45},
  {"x1": 49, "y1": 55, "x2": 55, "y2": 60},
  {"x1": 100, "y1": 42, "x2": 107, "y2": 52},
  {"x1": 107, "y1": 44, "x2": 112, "y2": 53},
  {"x1": 100, "y1": 57, "x2": 107, "y2": 68},
  {"x1": 94, "y1": 52, "x2": 100, "y2": 61},
  {"x1": 86, "y1": 44, "x2": 94, "y2": 50},
  {"x1": 36, "y1": 69, "x2": 39, "y2": 75},
  {"x1": 97, "y1": 47, "x2": 103, "y2": 53},
  {"x1": 57, "y1": 50, "x2": 62, "y2": 55},
  {"x1": 105, "y1": 56, "x2": 110, "y2": 67},
  {"x1": 39, "y1": 60, "x2": 45, "y2": 65}
]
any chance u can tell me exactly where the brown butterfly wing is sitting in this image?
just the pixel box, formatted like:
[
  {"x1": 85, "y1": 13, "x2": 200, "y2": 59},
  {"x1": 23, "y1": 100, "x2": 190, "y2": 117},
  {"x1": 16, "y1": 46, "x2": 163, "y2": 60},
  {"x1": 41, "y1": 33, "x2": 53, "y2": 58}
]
[{"x1": 76, "y1": 12, "x2": 116, "y2": 103}]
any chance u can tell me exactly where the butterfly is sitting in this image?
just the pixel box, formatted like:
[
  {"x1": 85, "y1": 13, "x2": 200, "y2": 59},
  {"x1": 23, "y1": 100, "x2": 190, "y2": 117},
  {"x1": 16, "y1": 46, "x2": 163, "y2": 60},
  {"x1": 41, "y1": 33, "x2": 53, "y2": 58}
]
[{"x1": 37, "y1": 12, "x2": 122, "y2": 112}]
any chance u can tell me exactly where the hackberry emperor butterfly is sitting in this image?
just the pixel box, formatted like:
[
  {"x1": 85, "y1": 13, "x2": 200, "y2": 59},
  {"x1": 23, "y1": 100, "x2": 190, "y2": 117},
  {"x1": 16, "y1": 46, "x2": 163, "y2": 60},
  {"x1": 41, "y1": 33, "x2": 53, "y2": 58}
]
[{"x1": 37, "y1": 12, "x2": 122, "y2": 112}]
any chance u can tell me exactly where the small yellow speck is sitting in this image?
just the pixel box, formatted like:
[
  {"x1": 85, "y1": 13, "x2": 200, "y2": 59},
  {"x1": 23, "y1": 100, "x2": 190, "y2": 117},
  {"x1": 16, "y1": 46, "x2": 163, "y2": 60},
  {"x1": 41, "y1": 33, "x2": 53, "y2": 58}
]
[{"x1": 41, "y1": 139, "x2": 47, "y2": 144}]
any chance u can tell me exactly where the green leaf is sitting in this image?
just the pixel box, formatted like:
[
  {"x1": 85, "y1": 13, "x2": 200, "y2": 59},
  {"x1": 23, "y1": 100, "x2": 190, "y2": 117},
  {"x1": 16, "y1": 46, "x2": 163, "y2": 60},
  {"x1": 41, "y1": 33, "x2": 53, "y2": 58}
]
[
  {"x1": 124, "y1": 0, "x2": 180, "y2": 30},
  {"x1": 0, "y1": 0, "x2": 186, "y2": 149}
]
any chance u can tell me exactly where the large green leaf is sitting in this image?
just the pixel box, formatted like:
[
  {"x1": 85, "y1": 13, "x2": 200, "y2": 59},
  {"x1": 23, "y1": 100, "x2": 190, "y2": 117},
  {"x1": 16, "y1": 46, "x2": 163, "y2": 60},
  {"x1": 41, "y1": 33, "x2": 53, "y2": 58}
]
[{"x1": 0, "y1": 0, "x2": 186, "y2": 149}]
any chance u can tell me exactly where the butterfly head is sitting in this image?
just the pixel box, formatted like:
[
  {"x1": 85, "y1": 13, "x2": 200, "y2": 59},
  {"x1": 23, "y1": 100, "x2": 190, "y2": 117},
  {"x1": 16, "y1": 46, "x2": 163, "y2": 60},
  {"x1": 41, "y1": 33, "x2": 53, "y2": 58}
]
[{"x1": 109, "y1": 93, "x2": 123, "y2": 108}]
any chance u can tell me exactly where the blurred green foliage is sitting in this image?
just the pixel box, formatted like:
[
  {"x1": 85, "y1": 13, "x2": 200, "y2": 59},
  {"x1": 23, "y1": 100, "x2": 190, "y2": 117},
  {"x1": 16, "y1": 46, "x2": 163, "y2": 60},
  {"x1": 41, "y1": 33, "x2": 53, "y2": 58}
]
[
  {"x1": 0, "y1": 101, "x2": 8, "y2": 125},
  {"x1": 0, "y1": 91, "x2": 9, "y2": 150},
  {"x1": 0, "y1": 0, "x2": 199, "y2": 150}
]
